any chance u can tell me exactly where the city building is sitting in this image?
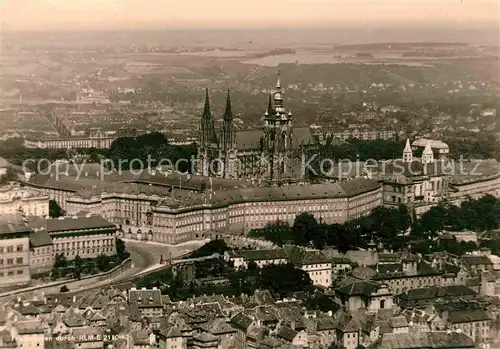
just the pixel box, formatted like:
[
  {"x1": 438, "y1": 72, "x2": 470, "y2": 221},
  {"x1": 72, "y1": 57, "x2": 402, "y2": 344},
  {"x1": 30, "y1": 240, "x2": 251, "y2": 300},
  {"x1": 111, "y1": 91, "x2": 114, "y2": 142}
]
[
  {"x1": 29, "y1": 229, "x2": 54, "y2": 274},
  {"x1": 374, "y1": 139, "x2": 448, "y2": 216},
  {"x1": 0, "y1": 214, "x2": 31, "y2": 287},
  {"x1": 27, "y1": 215, "x2": 117, "y2": 260},
  {"x1": 24, "y1": 128, "x2": 115, "y2": 149},
  {"x1": 197, "y1": 75, "x2": 317, "y2": 181},
  {"x1": 0, "y1": 183, "x2": 49, "y2": 217}
]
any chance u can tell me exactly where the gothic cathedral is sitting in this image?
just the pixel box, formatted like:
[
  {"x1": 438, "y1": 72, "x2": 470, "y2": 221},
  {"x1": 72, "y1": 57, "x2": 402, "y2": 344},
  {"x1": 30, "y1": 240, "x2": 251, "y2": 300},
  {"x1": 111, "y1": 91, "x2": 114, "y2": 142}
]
[{"x1": 196, "y1": 74, "x2": 315, "y2": 181}]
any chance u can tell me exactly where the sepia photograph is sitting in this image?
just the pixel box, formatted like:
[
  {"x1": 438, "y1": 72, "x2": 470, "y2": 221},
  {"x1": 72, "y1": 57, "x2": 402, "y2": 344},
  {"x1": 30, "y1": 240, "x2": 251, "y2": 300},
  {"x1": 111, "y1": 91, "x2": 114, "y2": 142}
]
[{"x1": 0, "y1": 0, "x2": 499, "y2": 348}]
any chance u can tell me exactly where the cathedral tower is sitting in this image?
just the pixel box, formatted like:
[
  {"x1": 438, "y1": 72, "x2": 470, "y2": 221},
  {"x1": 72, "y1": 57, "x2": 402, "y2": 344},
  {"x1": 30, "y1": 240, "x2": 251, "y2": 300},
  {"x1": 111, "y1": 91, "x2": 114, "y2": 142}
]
[
  {"x1": 262, "y1": 73, "x2": 293, "y2": 181},
  {"x1": 197, "y1": 89, "x2": 220, "y2": 176},
  {"x1": 220, "y1": 90, "x2": 237, "y2": 178}
]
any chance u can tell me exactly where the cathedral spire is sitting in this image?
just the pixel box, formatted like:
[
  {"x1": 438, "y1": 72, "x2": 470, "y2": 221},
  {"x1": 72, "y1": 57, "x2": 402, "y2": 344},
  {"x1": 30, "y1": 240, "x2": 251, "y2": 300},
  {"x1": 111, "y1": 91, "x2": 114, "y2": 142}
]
[
  {"x1": 200, "y1": 89, "x2": 218, "y2": 147},
  {"x1": 223, "y1": 89, "x2": 232, "y2": 121},
  {"x1": 222, "y1": 89, "x2": 234, "y2": 154},
  {"x1": 276, "y1": 70, "x2": 281, "y2": 90},
  {"x1": 202, "y1": 88, "x2": 211, "y2": 120},
  {"x1": 266, "y1": 93, "x2": 274, "y2": 117}
]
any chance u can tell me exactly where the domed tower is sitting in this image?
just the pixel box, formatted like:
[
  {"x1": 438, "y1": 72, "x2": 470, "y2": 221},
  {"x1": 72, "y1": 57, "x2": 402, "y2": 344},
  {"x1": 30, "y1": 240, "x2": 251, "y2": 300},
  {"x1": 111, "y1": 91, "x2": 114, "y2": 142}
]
[{"x1": 262, "y1": 72, "x2": 293, "y2": 181}]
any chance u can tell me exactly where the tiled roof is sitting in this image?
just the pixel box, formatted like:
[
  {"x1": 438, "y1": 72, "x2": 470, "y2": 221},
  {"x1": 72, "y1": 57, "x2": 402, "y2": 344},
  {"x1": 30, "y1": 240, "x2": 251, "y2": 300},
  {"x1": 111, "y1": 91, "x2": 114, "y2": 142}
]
[
  {"x1": 398, "y1": 285, "x2": 477, "y2": 302},
  {"x1": 349, "y1": 266, "x2": 377, "y2": 280},
  {"x1": 62, "y1": 308, "x2": 86, "y2": 327},
  {"x1": 131, "y1": 331, "x2": 150, "y2": 346},
  {"x1": 461, "y1": 255, "x2": 493, "y2": 266},
  {"x1": 28, "y1": 216, "x2": 115, "y2": 233},
  {"x1": 193, "y1": 332, "x2": 218, "y2": 343},
  {"x1": 335, "y1": 281, "x2": 379, "y2": 297},
  {"x1": 390, "y1": 316, "x2": 409, "y2": 328},
  {"x1": 377, "y1": 263, "x2": 403, "y2": 274},
  {"x1": 201, "y1": 318, "x2": 237, "y2": 335},
  {"x1": 14, "y1": 320, "x2": 45, "y2": 335},
  {"x1": 30, "y1": 229, "x2": 53, "y2": 247},
  {"x1": 236, "y1": 249, "x2": 287, "y2": 261},
  {"x1": 316, "y1": 317, "x2": 337, "y2": 331},
  {"x1": 230, "y1": 312, "x2": 253, "y2": 332},
  {"x1": 129, "y1": 288, "x2": 163, "y2": 308},
  {"x1": 0, "y1": 214, "x2": 30, "y2": 235},
  {"x1": 447, "y1": 309, "x2": 490, "y2": 324},
  {"x1": 160, "y1": 324, "x2": 183, "y2": 338},
  {"x1": 379, "y1": 331, "x2": 475, "y2": 349},
  {"x1": 276, "y1": 326, "x2": 298, "y2": 342}
]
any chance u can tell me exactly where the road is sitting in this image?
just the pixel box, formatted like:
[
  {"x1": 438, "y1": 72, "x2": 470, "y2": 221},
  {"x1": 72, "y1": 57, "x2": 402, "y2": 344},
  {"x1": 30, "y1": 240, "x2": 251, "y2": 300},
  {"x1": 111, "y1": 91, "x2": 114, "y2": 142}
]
[
  {"x1": 70, "y1": 239, "x2": 208, "y2": 293},
  {"x1": 0, "y1": 239, "x2": 208, "y2": 302}
]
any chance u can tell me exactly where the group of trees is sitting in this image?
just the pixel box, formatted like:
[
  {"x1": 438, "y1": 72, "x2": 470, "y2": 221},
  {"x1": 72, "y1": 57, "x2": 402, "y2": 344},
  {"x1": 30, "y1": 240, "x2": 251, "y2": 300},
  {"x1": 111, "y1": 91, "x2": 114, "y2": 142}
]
[
  {"x1": 0, "y1": 132, "x2": 197, "y2": 175},
  {"x1": 250, "y1": 195, "x2": 500, "y2": 256},
  {"x1": 50, "y1": 244, "x2": 127, "y2": 281},
  {"x1": 106, "y1": 132, "x2": 196, "y2": 172},
  {"x1": 249, "y1": 206, "x2": 412, "y2": 253},
  {"x1": 414, "y1": 195, "x2": 500, "y2": 237}
]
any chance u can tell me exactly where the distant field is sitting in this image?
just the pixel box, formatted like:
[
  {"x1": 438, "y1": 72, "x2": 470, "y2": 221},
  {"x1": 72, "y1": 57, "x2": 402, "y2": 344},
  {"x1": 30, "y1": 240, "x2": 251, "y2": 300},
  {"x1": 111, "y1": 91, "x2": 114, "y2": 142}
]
[{"x1": 179, "y1": 50, "x2": 260, "y2": 58}]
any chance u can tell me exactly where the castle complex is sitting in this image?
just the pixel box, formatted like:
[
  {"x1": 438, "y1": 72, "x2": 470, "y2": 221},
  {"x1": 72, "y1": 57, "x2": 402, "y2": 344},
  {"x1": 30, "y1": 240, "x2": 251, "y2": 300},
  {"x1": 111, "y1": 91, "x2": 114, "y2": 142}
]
[{"x1": 196, "y1": 75, "x2": 316, "y2": 181}]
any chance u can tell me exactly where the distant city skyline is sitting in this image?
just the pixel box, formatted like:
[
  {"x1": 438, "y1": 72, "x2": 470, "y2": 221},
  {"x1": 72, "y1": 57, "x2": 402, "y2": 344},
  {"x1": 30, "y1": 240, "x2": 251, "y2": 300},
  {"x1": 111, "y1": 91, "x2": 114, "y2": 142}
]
[{"x1": 1, "y1": 0, "x2": 498, "y2": 31}]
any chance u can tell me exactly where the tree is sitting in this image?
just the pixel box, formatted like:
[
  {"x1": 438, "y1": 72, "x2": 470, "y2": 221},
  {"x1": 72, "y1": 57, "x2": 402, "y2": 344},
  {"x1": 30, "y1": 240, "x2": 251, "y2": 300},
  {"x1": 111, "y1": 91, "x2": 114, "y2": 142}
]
[
  {"x1": 0, "y1": 167, "x2": 17, "y2": 185},
  {"x1": 60, "y1": 285, "x2": 69, "y2": 292},
  {"x1": 292, "y1": 213, "x2": 319, "y2": 247},
  {"x1": 116, "y1": 238, "x2": 129, "y2": 260},
  {"x1": 74, "y1": 255, "x2": 83, "y2": 280},
  {"x1": 54, "y1": 253, "x2": 67, "y2": 269},
  {"x1": 96, "y1": 254, "x2": 111, "y2": 272},
  {"x1": 49, "y1": 200, "x2": 63, "y2": 218},
  {"x1": 51, "y1": 268, "x2": 60, "y2": 281},
  {"x1": 257, "y1": 263, "x2": 313, "y2": 296}
]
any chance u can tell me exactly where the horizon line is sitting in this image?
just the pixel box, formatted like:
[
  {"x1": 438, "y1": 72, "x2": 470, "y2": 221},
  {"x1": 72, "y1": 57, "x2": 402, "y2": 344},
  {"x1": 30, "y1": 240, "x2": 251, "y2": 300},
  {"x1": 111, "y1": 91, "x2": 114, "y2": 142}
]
[{"x1": 3, "y1": 19, "x2": 499, "y2": 34}]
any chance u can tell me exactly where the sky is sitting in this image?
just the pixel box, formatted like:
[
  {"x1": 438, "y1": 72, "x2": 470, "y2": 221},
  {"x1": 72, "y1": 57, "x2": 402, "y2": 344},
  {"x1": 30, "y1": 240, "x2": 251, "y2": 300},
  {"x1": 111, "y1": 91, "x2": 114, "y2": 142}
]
[{"x1": 1, "y1": 0, "x2": 499, "y2": 31}]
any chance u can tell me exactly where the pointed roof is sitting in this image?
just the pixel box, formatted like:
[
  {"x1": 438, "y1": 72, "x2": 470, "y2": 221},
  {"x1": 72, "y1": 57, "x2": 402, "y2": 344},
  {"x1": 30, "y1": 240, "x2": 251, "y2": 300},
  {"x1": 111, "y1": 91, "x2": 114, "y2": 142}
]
[
  {"x1": 223, "y1": 89, "x2": 232, "y2": 121},
  {"x1": 266, "y1": 93, "x2": 274, "y2": 116},
  {"x1": 423, "y1": 140, "x2": 433, "y2": 155},
  {"x1": 404, "y1": 138, "x2": 412, "y2": 153},
  {"x1": 276, "y1": 70, "x2": 281, "y2": 89},
  {"x1": 202, "y1": 88, "x2": 211, "y2": 120}
]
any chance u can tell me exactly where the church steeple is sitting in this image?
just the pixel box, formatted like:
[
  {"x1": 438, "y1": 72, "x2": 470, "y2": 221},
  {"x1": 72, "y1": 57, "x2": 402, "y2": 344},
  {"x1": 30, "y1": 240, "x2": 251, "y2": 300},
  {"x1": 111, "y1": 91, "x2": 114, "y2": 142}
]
[
  {"x1": 200, "y1": 89, "x2": 218, "y2": 147},
  {"x1": 222, "y1": 89, "x2": 233, "y2": 153},
  {"x1": 202, "y1": 88, "x2": 211, "y2": 120},
  {"x1": 403, "y1": 138, "x2": 413, "y2": 163},
  {"x1": 223, "y1": 89, "x2": 232, "y2": 122}
]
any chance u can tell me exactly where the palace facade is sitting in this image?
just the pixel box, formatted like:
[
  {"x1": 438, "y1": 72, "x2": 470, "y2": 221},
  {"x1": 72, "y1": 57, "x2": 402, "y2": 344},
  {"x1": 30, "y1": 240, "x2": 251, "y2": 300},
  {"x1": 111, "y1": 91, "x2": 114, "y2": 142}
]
[
  {"x1": 26, "y1": 164, "x2": 382, "y2": 245},
  {"x1": 0, "y1": 214, "x2": 31, "y2": 287},
  {"x1": 0, "y1": 183, "x2": 49, "y2": 217},
  {"x1": 24, "y1": 129, "x2": 115, "y2": 149}
]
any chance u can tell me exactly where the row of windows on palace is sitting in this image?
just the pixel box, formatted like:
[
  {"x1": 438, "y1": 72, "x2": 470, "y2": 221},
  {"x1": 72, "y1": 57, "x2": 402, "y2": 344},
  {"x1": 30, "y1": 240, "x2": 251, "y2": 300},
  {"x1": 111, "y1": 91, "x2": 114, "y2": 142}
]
[
  {"x1": 0, "y1": 269, "x2": 26, "y2": 277},
  {"x1": 0, "y1": 257, "x2": 25, "y2": 266},
  {"x1": 0, "y1": 244, "x2": 25, "y2": 253},
  {"x1": 71, "y1": 196, "x2": 377, "y2": 214}
]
